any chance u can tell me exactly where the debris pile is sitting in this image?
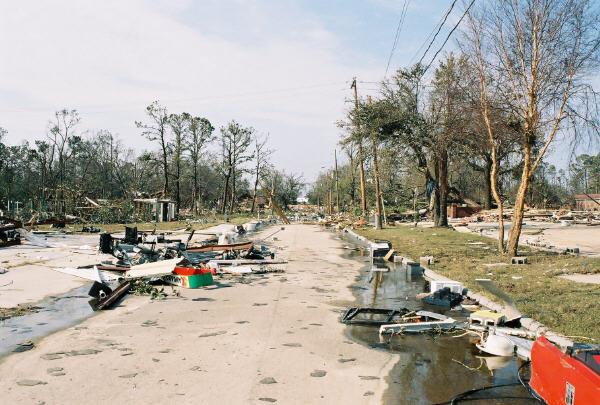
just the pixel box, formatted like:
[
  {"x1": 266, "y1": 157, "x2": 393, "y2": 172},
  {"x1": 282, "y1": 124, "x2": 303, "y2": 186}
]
[{"x1": 40, "y1": 220, "x2": 287, "y2": 310}]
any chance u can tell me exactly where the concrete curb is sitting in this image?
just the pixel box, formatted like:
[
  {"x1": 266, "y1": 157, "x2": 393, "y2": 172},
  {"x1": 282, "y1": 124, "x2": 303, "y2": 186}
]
[{"x1": 342, "y1": 227, "x2": 573, "y2": 348}]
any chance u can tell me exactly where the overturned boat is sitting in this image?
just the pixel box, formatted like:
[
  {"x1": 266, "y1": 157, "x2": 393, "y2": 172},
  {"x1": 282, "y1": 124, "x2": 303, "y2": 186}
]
[{"x1": 379, "y1": 310, "x2": 460, "y2": 335}]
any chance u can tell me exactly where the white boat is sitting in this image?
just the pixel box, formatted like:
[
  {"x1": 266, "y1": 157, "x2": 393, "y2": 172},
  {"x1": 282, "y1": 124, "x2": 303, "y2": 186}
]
[{"x1": 379, "y1": 310, "x2": 459, "y2": 334}]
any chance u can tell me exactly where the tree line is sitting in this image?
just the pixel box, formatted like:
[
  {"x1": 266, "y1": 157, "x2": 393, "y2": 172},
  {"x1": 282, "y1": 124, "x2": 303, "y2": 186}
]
[
  {"x1": 309, "y1": 0, "x2": 600, "y2": 255},
  {"x1": 0, "y1": 103, "x2": 303, "y2": 221}
]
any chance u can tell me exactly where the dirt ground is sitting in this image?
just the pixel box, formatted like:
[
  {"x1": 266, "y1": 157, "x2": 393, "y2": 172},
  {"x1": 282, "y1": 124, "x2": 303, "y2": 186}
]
[
  {"x1": 0, "y1": 234, "x2": 105, "y2": 308},
  {"x1": 0, "y1": 225, "x2": 398, "y2": 405},
  {"x1": 460, "y1": 221, "x2": 600, "y2": 284},
  {"x1": 457, "y1": 221, "x2": 600, "y2": 257},
  {"x1": 0, "y1": 224, "x2": 245, "y2": 309}
]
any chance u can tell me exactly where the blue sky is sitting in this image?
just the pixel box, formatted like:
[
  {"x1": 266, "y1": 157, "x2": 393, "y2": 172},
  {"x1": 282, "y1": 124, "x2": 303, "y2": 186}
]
[{"x1": 0, "y1": 0, "x2": 588, "y2": 180}]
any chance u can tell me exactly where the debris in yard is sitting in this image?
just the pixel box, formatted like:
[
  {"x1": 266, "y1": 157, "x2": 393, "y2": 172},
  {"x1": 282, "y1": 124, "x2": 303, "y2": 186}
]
[
  {"x1": 383, "y1": 249, "x2": 395, "y2": 262},
  {"x1": 124, "y1": 258, "x2": 181, "y2": 278},
  {"x1": 162, "y1": 271, "x2": 213, "y2": 288},
  {"x1": 0, "y1": 217, "x2": 22, "y2": 248},
  {"x1": 421, "y1": 287, "x2": 463, "y2": 308},
  {"x1": 564, "y1": 247, "x2": 580, "y2": 255},
  {"x1": 54, "y1": 265, "x2": 120, "y2": 283},
  {"x1": 379, "y1": 311, "x2": 461, "y2": 335},
  {"x1": 187, "y1": 241, "x2": 253, "y2": 253},
  {"x1": 469, "y1": 310, "x2": 506, "y2": 327},
  {"x1": 475, "y1": 331, "x2": 515, "y2": 357},
  {"x1": 511, "y1": 256, "x2": 528, "y2": 265},
  {"x1": 88, "y1": 280, "x2": 131, "y2": 311},
  {"x1": 99, "y1": 232, "x2": 113, "y2": 253},
  {"x1": 429, "y1": 280, "x2": 464, "y2": 294},
  {"x1": 341, "y1": 307, "x2": 411, "y2": 326},
  {"x1": 371, "y1": 239, "x2": 392, "y2": 258},
  {"x1": 81, "y1": 226, "x2": 101, "y2": 233},
  {"x1": 420, "y1": 256, "x2": 434, "y2": 266}
]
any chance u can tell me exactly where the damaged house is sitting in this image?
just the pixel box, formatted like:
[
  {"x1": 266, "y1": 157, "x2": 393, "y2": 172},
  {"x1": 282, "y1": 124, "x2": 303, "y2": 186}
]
[{"x1": 133, "y1": 198, "x2": 176, "y2": 222}]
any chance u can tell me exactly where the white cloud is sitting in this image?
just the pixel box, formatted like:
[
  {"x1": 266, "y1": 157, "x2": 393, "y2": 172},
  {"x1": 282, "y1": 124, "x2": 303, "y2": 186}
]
[{"x1": 0, "y1": 0, "x2": 380, "y2": 179}]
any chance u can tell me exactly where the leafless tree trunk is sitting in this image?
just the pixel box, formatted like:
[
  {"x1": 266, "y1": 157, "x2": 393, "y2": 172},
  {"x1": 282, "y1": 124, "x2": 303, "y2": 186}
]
[
  {"x1": 251, "y1": 133, "x2": 272, "y2": 214},
  {"x1": 467, "y1": 0, "x2": 600, "y2": 256},
  {"x1": 371, "y1": 135, "x2": 383, "y2": 229},
  {"x1": 466, "y1": 12, "x2": 507, "y2": 253},
  {"x1": 185, "y1": 115, "x2": 214, "y2": 215},
  {"x1": 47, "y1": 109, "x2": 80, "y2": 214},
  {"x1": 169, "y1": 113, "x2": 188, "y2": 217},
  {"x1": 136, "y1": 101, "x2": 171, "y2": 198},
  {"x1": 219, "y1": 121, "x2": 254, "y2": 214}
]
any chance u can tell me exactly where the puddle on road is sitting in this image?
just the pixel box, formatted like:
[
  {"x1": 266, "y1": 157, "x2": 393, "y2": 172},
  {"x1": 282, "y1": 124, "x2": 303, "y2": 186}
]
[
  {"x1": 0, "y1": 284, "x2": 96, "y2": 358},
  {"x1": 340, "y1": 239, "x2": 537, "y2": 404}
]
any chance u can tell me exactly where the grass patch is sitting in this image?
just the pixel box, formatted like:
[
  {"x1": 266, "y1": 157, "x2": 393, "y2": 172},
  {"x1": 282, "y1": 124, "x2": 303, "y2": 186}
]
[{"x1": 356, "y1": 225, "x2": 600, "y2": 340}]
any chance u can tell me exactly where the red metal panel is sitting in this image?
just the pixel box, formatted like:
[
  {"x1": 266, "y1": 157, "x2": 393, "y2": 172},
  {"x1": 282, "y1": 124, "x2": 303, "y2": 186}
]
[{"x1": 530, "y1": 336, "x2": 600, "y2": 405}]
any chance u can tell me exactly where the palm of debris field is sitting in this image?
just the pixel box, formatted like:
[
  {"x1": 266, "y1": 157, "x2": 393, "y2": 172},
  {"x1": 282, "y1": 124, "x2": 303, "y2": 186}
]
[{"x1": 0, "y1": 225, "x2": 396, "y2": 404}]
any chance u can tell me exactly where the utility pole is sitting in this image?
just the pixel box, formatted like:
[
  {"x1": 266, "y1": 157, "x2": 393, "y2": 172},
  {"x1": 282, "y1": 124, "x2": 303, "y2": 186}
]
[
  {"x1": 334, "y1": 149, "x2": 340, "y2": 213},
  {"x1": 328, "y1": 172, "x2": 333, "y2": 215},
  {"x1": 367, "y1": 95, "x2": 383, "y2": 230},
  {"x1": 351, "y1": 77, "x2": 368, "y2": 221},
  {"x1": 413, "y1": 187, "x2": 418, "y2": 227}
]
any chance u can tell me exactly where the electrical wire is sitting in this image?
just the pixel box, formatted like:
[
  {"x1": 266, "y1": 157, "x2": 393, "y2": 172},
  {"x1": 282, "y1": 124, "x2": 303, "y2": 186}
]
[
  {"x1": 432, "y1": 361, "x2": 545, "y2": 404},
  {"x1": 414, "y1": 0, "x2": 459, "y2": 67},
  {"x1": 384, "y1": 0, "x2": 410, "y2": 77},
  {"x1": 432, "y1": 382, "x2": 525, "y2": 405},
  {"x1": 517, "y1": 361, "x2": 547, "y2": 404},
  {"x1": 0, "y1": 81, "x2": 350, "y2": 114},
  {"x1": 421, "y1": 0, "x2": 476, "y2": 75}
]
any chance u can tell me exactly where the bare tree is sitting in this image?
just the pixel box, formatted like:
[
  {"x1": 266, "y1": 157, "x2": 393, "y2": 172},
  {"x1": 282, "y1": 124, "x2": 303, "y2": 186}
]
[
  {"x1": 250, "y1": 133, "x2": 273, "y2": 213},
  {"x1": 185, "y1": 114, "x2": 214, "y2": 215},
  {"x1": 47, "y1": 109, "x2": 80, "y2": 213},
  {"x1": 470, "y1": 0, "x2": 600, "y2": 256},
  {"x1": 219, "y1": 121, "x2": 254, "y2": 214},
  {"x1": 136, "y1": 101, "x2": 170, "y2": 197},
  {"x1": 169, "y1": 113, "x2": 188, "y2": 215}
]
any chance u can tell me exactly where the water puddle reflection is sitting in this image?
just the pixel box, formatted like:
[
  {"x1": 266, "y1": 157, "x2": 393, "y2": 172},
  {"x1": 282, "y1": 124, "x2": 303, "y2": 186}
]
[
  {"x1": 0, "y1": 284, "x2": 96, "y2": 358},
  {"x1": 341, "y1": 237, "x2": 537, "y2": 404}
]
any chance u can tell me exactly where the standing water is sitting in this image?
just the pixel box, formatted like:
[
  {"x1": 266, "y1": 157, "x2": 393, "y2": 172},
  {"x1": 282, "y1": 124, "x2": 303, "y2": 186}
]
[
  {"x1": 0, "y1": 284, "x2": 95, "y2": 358},
  {"x1": 340, "y1": 239, "x2": 537, "y2": 404}
]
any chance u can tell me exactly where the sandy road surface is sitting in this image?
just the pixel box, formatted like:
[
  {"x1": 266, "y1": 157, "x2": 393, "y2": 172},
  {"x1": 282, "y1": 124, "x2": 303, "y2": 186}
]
[{"x1": 0, "y1": 224, "x2": 398, "y2": 405}]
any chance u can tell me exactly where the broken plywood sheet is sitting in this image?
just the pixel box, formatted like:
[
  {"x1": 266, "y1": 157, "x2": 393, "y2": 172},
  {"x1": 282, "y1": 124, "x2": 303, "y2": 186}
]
[
  {"x1": 54, "y1": 266, "x2": 120, "y2": 283},
  {"x1": 124, "y1": 258, "x2": 181, "y2": 278}
]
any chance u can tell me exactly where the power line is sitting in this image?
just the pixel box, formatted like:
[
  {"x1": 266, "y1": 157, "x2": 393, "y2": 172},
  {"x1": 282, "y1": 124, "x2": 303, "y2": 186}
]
[
  {"x1": 416, "y1": 0, "x2": 459, "y2": 67},
  {"x1": 422, "y1": 0, "x2": 476, "y2": 74},
  {"x1": 0, "y1": 82, "x2": 349, "y2": 114},
  {"x1": 384, "y1": 0, "x2": 410, "y2": 77}
]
